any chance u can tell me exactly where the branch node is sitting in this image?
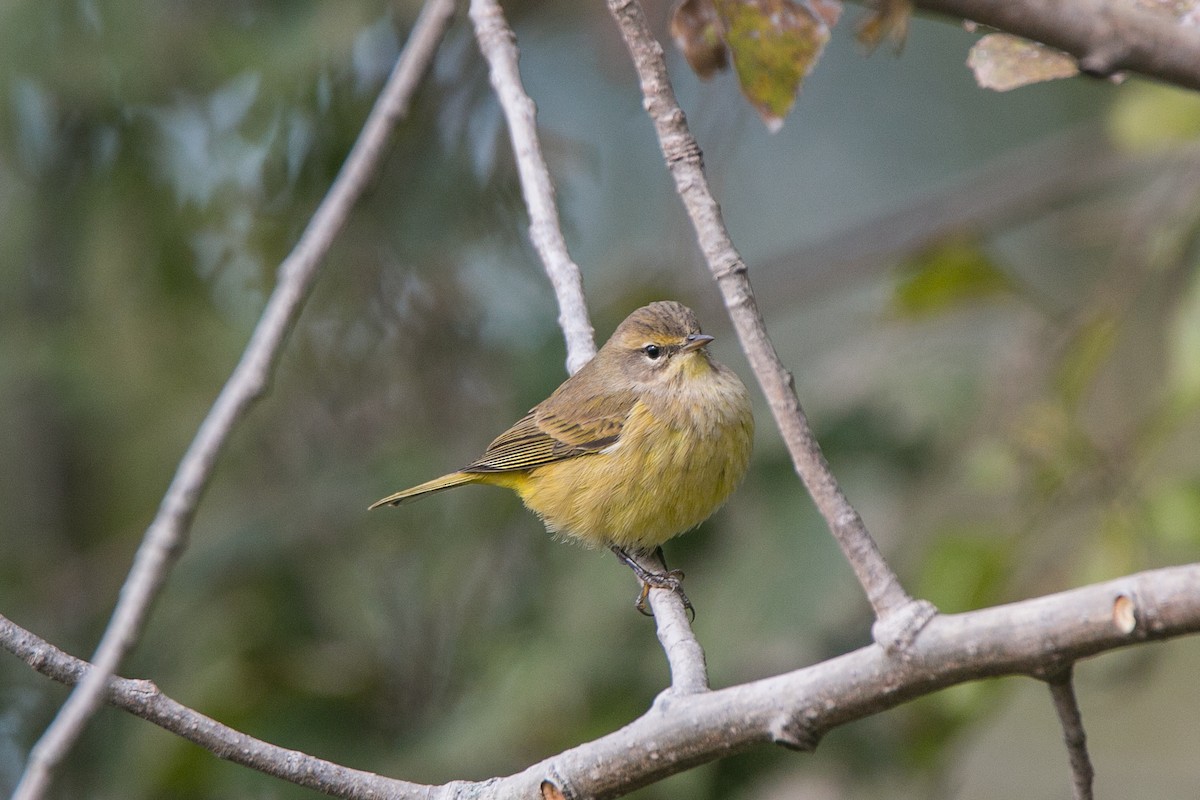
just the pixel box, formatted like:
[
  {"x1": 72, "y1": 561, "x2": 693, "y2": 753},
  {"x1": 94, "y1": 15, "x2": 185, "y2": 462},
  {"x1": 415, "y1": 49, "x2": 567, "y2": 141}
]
[
  {"x1": 1112, "y1": 592, "x2": 1138, "y2": 635},
  {"x1": 1078, "y1": 47, "x2": 1123, "y2": 79},
  {"x1": 769, "y1": 711, "x2": 821, "y2": 752},
  {"x1": 871, "y1": 599, "x2": 938, "y2": 656},
  {"x1": 1116, "y1": 583, "x2": 1167, "y2": 638},
  {"x1": 713, "y1": 259, "x2": 748, "y2": 281},
  {"x1": 540, "y1": 765, "x2": 576, "y2": 800}
]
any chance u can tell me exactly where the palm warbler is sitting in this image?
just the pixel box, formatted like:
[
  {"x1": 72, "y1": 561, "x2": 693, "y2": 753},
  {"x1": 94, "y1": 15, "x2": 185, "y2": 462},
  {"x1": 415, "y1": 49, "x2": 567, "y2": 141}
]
[{"x1": 371, "y1": 301, "x2": 754, "y2": 610}]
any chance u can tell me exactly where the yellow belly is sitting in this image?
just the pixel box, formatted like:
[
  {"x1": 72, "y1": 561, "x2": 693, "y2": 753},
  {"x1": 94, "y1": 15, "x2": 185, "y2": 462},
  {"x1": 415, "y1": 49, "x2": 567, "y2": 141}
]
[{"x1": 509, "y1": 390, "x2": 753, "y2": 551}]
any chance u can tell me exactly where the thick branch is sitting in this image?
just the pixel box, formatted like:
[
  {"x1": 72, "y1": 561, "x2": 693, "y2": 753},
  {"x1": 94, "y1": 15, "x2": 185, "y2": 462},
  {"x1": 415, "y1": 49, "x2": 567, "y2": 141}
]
[
  {"x1": 603, "y1": 0, "x2": 934, "y2": 645},
  {"x1": 469, "y1": 0, "x2": 595, "y2": 374},
  {"x1": 915, "y1": 0, "x2": 1200, "y2": 91},
  {"x1": 5, "y1": 564, "x2": 1199, "y2": 799},
  {"x1": 9, "y1": 2, "x2": 458, "y2": 798}
]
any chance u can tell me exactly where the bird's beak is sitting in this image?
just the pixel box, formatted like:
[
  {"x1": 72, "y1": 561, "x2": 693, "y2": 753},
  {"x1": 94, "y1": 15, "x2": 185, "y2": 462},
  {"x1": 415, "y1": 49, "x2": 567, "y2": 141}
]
[{"x1": 681, "y1": 333, "x2": 715, "y2": 352}]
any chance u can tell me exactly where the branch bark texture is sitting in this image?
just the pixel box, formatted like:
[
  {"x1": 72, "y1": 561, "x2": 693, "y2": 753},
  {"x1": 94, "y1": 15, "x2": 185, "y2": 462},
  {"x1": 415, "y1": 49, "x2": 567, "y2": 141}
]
[
  {"x1": 603, "y1": 0, "x2": 934, "y2": 645},
  {"x1": 9, "y1": 2, "x2": 457, "y2": 798},
  {"x1": 469, "y1": 0, "x2": 596, "y2": 374},
  {"x1": 5, "y1": 563, "x2": 1198, "y2": 799},
  {"x1": 916, "y1": 0, "x2": 1200, "y2": 91}
]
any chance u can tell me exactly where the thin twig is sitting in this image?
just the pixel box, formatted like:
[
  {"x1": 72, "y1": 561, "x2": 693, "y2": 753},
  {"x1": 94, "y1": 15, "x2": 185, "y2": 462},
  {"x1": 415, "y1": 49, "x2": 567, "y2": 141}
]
[
  {"x1": 1046, "y1": 669, "x2": 1096, "y2": 800},
  {"x1": 10, "y1": 2, "x2": 457, "y2": 798},
  {"x1": 603, "y1": 0, "x2": 936, "y2": 650},
  {"x1": 469, "y1": 0, "x2": 595, "y2": 374},
  {"x1": 469, "y1": 0, "x2": 705, "y2": 684},
  {"x1": 637, "y1": 550, "x2": 709, "y2": 694},
  {"x1": 916, "y1": 0, "x2": 1200, "y2": 91},
  {"x1": 5, "y1": 563, "x2": 1198, "y2": 798}
]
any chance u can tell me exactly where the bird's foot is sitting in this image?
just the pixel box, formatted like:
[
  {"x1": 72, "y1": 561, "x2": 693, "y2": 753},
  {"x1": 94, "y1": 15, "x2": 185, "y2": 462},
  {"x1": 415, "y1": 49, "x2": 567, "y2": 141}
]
[{"x1": 611, "y1": 546, "x2": 695, "y2": 620}]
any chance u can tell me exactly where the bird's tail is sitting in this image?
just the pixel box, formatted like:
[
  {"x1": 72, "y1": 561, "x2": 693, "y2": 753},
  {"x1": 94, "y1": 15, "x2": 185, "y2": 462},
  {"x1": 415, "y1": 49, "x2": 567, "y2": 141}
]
[{"x1": 368, "y1": 471, "x2": 476, "y2": 510}]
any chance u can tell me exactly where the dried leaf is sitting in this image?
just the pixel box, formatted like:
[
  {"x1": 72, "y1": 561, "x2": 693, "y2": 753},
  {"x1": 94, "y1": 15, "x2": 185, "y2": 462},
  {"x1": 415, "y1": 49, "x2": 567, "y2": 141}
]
[
  {"x1": 967, "y1": 34, "x2": 1079, "y2": 92},
  {"x1": 857, "y1": 0, "x2": 912, "y2": 52},
  {"x1": 714, "y1": 0, "x2": 830, "y2": 132},
  {"x1": 671, "y1": 0, "x2": 728, "y2": 79}
]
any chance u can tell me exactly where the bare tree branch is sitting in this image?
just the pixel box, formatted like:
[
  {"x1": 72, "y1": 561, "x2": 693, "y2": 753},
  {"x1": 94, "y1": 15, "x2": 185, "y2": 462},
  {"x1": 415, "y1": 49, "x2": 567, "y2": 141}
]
[
  {"x1": 1046, "y1": 669, "x2": 1096, "y2": 800},
  {"x1": 9, "y1": 2, "x2": 458, "y2": 798},
  {"x1": 0, "y1": 615, "x2": 420, "y2": 800},
  {"x1": 603, "y1": 0, "x2": 936, "y2": 650},
  {"x1": 914, "y1": 0, "x2": 1200, "y2": 91},
  {"x1": 634, "y1": 549, "x2": 709, "y2": 694},
  {"x1": 6, "y1": 563, "x2": 1200, "y2": 799},
  {"x1": 470, "y1": 0, "x2": 707, "y2": 683},
  {"x1": 469, "y1": 0, "x2": 595, "y2": 375}
]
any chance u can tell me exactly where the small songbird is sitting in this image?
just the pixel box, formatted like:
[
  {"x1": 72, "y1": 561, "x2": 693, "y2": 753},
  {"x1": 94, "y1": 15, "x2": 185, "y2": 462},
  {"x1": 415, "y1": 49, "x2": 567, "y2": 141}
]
[{"x1": 370, "y1": 301, "x2": 754, "y2": 612}]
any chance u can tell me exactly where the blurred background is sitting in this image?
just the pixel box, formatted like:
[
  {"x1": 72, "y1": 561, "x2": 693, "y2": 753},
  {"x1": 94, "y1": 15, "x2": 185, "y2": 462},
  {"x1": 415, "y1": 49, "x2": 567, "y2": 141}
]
[{"x1": 3, "y1": 1, "x2": 1200, "y2": 797}]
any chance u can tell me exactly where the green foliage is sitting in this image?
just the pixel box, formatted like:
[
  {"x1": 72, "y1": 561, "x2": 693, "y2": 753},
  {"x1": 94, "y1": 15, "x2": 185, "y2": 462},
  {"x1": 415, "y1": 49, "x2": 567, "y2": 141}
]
[
  {"x1": 891, "y1": 238, "x2": 1016, "y2": 319},
  {"x1": 670, "y1": 0, "x2": 830, "y2": 131},
  {"x1": 4, "y1": 1, "x2": 1200, "y2": 799},
  {"x1": 916, "y1": 528, "x2": 1012, "y2": 613},
  {"x1": 1147, "y1": 480, "x2": 1200, "y2": 553},
  {"x1": 1110, "y1": 81, "x2": 1200, "y2": 151}
]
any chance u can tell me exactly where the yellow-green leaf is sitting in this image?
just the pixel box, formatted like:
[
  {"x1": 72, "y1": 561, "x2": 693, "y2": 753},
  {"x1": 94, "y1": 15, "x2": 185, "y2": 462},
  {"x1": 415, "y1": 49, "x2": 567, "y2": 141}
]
[
  {"x1": 1110, "y1": 81, "x2": 1200, "y2": 152},
  {"x1": 891, "y1": 238, "x2": 1015, "y2": 318},
  {"x1": 917, "y1": 528, "x2": 1012, "y2": 613},
  {"x1": 714, "y1": 0, "x2": 830, "y2": 132}
]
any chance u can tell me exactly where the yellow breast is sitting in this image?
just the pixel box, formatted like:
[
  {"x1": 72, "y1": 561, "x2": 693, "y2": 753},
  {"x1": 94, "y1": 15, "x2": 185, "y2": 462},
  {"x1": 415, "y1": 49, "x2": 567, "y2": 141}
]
[{"x1": 513, "y1": 367, "x2": 753, "y2": 550}]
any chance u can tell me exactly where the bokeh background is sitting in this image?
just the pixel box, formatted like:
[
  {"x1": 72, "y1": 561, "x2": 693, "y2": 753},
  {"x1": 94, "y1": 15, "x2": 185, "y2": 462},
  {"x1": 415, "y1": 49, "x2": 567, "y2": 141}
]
[{"x1": 3, "y1": 1, "x2": 1200, "y2": 797}]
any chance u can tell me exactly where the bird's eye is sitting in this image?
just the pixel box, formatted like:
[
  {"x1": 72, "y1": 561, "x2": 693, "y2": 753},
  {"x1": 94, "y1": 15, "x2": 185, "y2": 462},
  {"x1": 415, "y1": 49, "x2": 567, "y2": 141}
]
[{"x1": 643, "y1": 344, "x2": 662, "y2": 360}]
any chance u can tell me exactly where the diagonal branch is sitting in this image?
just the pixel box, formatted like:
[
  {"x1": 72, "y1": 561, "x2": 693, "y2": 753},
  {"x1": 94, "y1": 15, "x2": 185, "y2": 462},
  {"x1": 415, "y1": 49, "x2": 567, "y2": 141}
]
[
  {"x1": 914, "y1": 0, "x2": 1200, "y2": 91},
  {"x1": 0, "y1": 615, "x2": 422, "y2": 800},
  {"x1": 469, "y1": 0, "x2": 595, "y2": 375},
  {"x1": 603, "y1": 0, "x2": 936, "y2": 650},
  {"x1": 6, "y1": 563, "x2": 1200, "y2": 799},
  {"x1": 9, "y1": 2, "x2": 458, "y2": 798}
]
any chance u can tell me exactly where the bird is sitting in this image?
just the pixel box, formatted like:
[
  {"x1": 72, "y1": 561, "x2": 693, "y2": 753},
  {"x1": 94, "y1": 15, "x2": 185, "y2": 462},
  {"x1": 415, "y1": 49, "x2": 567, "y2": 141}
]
[{"x1": 370, "y1": 300, "x2": 754, "y2": 613}]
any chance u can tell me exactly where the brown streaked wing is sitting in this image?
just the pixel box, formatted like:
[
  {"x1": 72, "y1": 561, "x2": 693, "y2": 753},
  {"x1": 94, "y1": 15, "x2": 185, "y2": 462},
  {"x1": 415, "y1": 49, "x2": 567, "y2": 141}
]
[{"x1": 464, "y1": 390, "x2": 638, "y2": 473}]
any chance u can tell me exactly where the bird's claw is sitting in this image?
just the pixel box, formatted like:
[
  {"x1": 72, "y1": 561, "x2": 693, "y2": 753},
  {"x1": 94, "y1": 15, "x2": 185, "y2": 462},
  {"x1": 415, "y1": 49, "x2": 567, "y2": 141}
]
[
  {"x1": 612, "y1": 545, "x2": 696, "y2": 620},
  {"x1": 633, "y1": 569, "x2": 694, "y2": 620}
]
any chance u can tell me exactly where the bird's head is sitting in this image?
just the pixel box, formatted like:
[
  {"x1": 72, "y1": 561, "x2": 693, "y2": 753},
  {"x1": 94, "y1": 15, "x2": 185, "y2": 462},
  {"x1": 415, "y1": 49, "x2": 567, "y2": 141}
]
[{"x1": 601, "y1": 301, "x2": 717, "y2": 387}]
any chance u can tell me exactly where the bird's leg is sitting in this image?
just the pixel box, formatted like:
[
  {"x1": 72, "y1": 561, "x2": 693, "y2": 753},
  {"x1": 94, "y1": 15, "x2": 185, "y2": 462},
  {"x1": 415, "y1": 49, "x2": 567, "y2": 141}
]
[{"x1": 610, "y1": 545, "x2": 693, "y2": 618}]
